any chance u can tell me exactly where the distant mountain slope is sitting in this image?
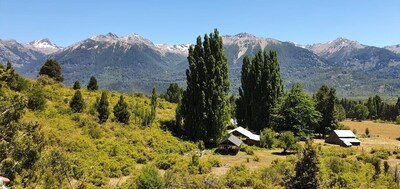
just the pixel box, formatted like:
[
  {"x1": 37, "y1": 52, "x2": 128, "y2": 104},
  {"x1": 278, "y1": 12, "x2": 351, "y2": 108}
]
[
  {"x1": 385, "y1": 44, "x2": 400, "y2": 54},
  {"x1": 1, "y1": 33, "x2": 400, "y2": 96}
]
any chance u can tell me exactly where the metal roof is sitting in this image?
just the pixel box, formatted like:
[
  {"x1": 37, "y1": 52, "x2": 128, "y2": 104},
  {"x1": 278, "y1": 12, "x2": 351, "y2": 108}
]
[
  {"x1": 333, "y1": 130, "x2": 356, "y2": 138},
  {"x1": 229, "y1": 126, "x2": 260, "y2": 141},
  {"x1": 220, "y1": 135, "x2": 242, "y2": 147}
]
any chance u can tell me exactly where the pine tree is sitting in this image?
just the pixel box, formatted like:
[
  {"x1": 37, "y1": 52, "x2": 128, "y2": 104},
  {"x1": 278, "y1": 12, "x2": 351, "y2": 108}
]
[
  {"x1": 73, "y1": 80, "x2": 81, "y2": 90},
  {"x1": 38, "y1": 59, "x2": 64, "y2": 82},
  {"x1": 313, "y1": 85, "x2": 338, "y2": 135},
  {"x1": 236, "y1": 49, "x2": 283, "y2": 133},
  {"x1": 164, "y1": 83, "x2": 183, "y2": 103},
  {"x1": 113, "y1": 95, "x2": 130, "y2": 124},
  {"x1": 178, "y1": 29, "x2": 230, "y2": 147},
  {"x1": 97, "y1": 91, "x2": 110, "y2": 123},
  {"x1": 150, "y1": 87, "x2": 157, "y2": 123},
  {"x1": 70, "y1": 90, "x2": 85, "y2": 113},
  {"x1": 287, "y1": 140, "x2": 320, "y2": 189},
  {"x1": 87, "y1": 76, "x2": 98, "y2": 91},
  {"x1": 6, "y1": 61, "x2": 12, "y2": 71}
]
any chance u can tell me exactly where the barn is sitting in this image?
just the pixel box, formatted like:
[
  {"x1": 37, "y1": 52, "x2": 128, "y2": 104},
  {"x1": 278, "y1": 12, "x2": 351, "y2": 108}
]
[
  {"x1": 217, "y1": 135, "x2": 242, "y2": 155},
  {"x1": 325, "y1": 130, "x2": 361, "y2": 147},
  {"x1": 228, "y1": 126, "x2": 260, "y2": 146}
]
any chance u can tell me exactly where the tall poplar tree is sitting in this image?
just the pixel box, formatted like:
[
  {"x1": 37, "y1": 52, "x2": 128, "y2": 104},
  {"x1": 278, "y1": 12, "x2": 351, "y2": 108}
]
[
  {"x1": 313, "y1": 84, "x2": 338, "y2": 135},
  {"x1": 236, "y1": 49, "x2": 283, "y2": 133},
  {"x1": 178, "y1": 29, "x2": 230, "y2": 147}
]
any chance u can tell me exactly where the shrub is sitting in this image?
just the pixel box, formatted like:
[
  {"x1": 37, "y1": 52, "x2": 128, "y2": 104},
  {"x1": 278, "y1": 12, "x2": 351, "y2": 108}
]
[
  {"x1": 136, "y1": 164, "x2": 165, "y2": 189},
  {"x1": 365, "y1": 128, "x2": 370, "y2": 137},
  {"x1": 225, "y1": 164, "x2": 253, "y2": 188},
  {"x1": 396, "y1": 115, "x2": 400, "y2": 124},
  {"x1": 207, "y1": 157, "x2": 221, "y2": 167},
  {"x1": 253, "y1": 155, "x2": 260, "y2": 162},
  {"x1": 370, "y1": 148, "x2": 391, "y2": 160},
  {"x1": 260, "y1": 128, "x2": 276, "y2": 149},
  {"x1": 27, "y1": 87, "x2": 46, "y2": 111},
  {"x1": 277, "y1": 131, "x2": 298, "y2": 153}
]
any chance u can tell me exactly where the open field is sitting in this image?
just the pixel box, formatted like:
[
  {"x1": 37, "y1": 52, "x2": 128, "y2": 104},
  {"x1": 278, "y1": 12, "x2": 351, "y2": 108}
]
[{"x1": 341, "y1": 120, "x2": 400, "y2": 150}]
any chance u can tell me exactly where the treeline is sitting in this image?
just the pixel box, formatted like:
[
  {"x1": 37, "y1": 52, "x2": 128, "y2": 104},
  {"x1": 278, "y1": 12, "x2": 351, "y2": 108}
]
[{"x1": 340, "y1": 95, "x2": 400, "y2": 121}]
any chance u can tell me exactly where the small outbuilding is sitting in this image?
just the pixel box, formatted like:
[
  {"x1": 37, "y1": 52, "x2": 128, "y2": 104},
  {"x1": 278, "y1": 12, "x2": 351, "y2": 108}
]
[
  {"x1": 229, "y1": 126, "x2": 260, "y2": 146},
  {"x1": 217, "y1": 135, "x2": 242, "y2": 155},
  {"x1": 325, "y1": 130, "x2": 361, "y2": 147}
]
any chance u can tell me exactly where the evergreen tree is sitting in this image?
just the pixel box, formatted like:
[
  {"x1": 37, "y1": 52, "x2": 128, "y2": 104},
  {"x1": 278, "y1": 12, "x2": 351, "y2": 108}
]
[
  {"x1": 6, "y1": 61, "x2": 12, "y2": 71},
  {"x1": 70, "y1": 90, "x2": 85, "y2": 113},
  {"x1": 396, "y1": 97, "x2": 400, "y2": 116},
  {"x1": 97, "y1": 91, "x2": 110, "y2": 123},
  {"x1": 150, "y1": 87, "x2": 157, "y2": 122},
  {"x1": 288, "y1": 140, "x2": 320, "y2": 189},
  {"x1": 113, "y1": 95, "x2": 130, "y2": 124},
  {"x1": 236, "y1": 49, "x2": 283, "y2": 133},
  {"x1": 73, "y1": 80, "x2": 81, "y2": 90},
  {"x1": 38, "y1": 59, "x2": 64, "y2": 82},
  {"x1": 27, "y1": 87, "x2": 46, "y2": 111},
  {"x1": 313, "y1": 85, "x2": 338, "y2": 135},
  {"x1": 178, "y1": 29, "x2": 230, "y2": 147},
  {"x1": 164, "y1": 83, "x2": 183, "y2": 103},
  {"x1": 275, "y1": 83, "x2": 321, "y2": 137},
  {"x1": 87, "y1": 76, "x2": 98, "y2": 91}
]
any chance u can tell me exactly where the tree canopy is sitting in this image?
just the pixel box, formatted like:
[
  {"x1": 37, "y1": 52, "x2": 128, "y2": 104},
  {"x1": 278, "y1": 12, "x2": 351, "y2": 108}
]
[
  {"x1": 87, "y1": 76, "x2": 98, "y2": 91},
  {"x1": 275, "y1": 83, "x2": 321, "y2": 137},
  {"x1": 177, "y1": 29, "x2": 230, "y2": 147},
  {"x1": 38, "y1": 59, "x2": 64, "y2": 82},
  {"x1": 236, "y1": 50, "x2": 283, "y2": 133}
]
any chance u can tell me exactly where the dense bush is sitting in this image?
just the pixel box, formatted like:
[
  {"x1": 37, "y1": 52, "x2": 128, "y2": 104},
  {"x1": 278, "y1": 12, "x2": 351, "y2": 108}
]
[
  {"x1": 224, "y1": 164, "x2": 253, "y2": 188},
  {"x1": 28, "y1": 87, "x2": 46, "y2": 111},
  {"x1": 136, "y1": 165, "x2": 165, "y2": 189}
]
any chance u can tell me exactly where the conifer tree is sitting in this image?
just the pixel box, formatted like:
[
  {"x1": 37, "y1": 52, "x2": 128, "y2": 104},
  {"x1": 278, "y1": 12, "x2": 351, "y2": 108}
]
[
  {"x1": 313, "y1": 85, "x2": 338, "y2": 135},
  {"x1": 38, "y1": 59, "x2": 64, "y2": 82},
  {"x1": 113, "y1": 95, "x2": 130, "y2": 124},
  {"x1": 150, "y1": 87, "x2": 157, "y2": 122},
  {"x1": 97, "y1": 91, "x2": 110, "y2": 123},
  {"x1": 73, "y1": 80, "x2": 81, "y2": 90},
  {"x1": 70, "y1": 90, "x2": 84, "y2": 113},
  {"x1": 178, "y1": 29, "x2": 230, "y2": 147},
  {"x1": 87, "y1": 76, "x2": 98, "y2": 91},
  {"x1": 236, "y1": 49, "x2": 283, "y2": 133},
  {"x1": 288, "y1": 140, "x2": 320, "y2": 189},
  {"x1": 164, "y1": 83, "x2": 183, "y2": 103}
]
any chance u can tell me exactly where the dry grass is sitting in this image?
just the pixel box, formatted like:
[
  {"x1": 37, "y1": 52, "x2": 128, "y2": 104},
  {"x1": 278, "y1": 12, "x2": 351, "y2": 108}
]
[
  {"x1": 204, "y1": 149, "x2": 287, "y2": 176},
  {"x1": 341, "y1": 120, "x2": 400, "y2": 150},
  {"x1": 341, "y1": 120, "x2": 400, "y2": 167},
  {"x1": 341, "y1": 120, "x2": 400, "y2": 139}
]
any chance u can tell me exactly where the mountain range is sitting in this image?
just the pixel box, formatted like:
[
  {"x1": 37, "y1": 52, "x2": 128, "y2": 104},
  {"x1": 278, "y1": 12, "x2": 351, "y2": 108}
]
[{"x1": 1, "y1": 32, "x2": 400, "y2": 97}]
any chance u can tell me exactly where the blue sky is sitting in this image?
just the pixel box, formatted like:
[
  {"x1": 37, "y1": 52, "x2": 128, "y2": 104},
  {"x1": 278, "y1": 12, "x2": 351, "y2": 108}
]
[{"x1": 0, "y1": 0, "x2": 399, "y2": 47}]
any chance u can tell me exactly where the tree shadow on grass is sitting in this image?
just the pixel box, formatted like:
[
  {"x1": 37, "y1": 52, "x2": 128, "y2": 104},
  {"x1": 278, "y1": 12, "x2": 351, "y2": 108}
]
[{"x1": 272, "y1": 151, "x2": 297, "y2": 156}]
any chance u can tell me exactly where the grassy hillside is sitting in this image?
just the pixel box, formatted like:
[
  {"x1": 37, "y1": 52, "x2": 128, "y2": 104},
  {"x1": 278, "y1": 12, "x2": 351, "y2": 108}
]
[{"x1": 1, "y1": 67, "x2": 400, "y2": 188}]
